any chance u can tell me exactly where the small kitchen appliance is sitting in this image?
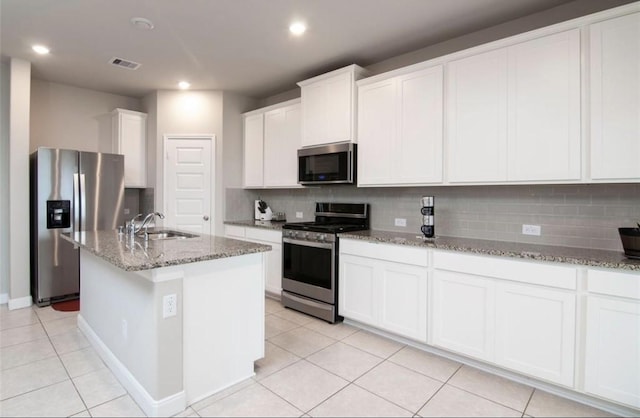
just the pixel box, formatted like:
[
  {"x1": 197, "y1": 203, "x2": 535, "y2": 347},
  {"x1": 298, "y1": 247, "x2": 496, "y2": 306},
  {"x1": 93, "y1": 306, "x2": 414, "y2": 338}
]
[
  {"x1": 619, "y1": 225, "x2": 640, "y2": 259},
  {"x1": 298, "y1": 143, "x2": 356, "y2": 185},
  {"x1": 421, "y1": 196, "x2": 435, "y2": 238},
  {"x1": 281, "y1": 202, "x2": 369, "y2": 323}
]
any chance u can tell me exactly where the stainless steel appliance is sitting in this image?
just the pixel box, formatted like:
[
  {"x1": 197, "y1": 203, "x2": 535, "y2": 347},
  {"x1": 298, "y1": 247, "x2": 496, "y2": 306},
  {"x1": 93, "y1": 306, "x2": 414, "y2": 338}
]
[
  {"x1": 421, "y1": 196, "x2": 435, "y2": 238},
  {"x1": 30, "y1": 147, "x2": 125, "y2": 306},
  {"x1": 281, "y1": 202, "x2": 369, "y2": 322},
  {"x1": 298, "y1": 143, "x2": 356, "y2": 185}
]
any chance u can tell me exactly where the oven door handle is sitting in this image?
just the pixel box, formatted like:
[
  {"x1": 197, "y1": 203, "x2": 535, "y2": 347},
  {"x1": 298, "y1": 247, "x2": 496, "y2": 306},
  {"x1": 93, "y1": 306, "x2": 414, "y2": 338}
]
[{"x1": 283, "y1": 237, "x2": 333, "y2": 250}]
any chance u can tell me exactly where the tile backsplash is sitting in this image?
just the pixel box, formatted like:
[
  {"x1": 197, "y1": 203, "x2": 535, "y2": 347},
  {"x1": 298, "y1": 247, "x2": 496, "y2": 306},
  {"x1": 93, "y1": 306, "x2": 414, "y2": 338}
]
[{"x1": 226, "y1": 184, "x2": 640, "y2": 251}]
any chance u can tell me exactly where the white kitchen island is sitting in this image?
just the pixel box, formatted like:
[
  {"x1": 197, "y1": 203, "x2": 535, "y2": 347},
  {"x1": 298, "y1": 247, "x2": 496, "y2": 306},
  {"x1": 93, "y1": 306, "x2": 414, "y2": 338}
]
[{"x1": 63, "y1": 230, "x2": 271, "y2": 417}]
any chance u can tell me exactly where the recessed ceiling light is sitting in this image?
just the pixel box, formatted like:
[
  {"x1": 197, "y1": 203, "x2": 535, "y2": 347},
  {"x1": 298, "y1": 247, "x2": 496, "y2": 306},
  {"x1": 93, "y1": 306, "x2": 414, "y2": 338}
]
[
  {"x1": 131, "y1": 17, "x2": 154, "y2": 30},
  {"x1": 32, "y1": 45, "x2": 50, "y2": 55},
  {"x1": 178, "y1": 81, "x2": 190, "y2": 90},
  {"x1": 289, "y1": 22, "x2": 306, "y2": 36}
]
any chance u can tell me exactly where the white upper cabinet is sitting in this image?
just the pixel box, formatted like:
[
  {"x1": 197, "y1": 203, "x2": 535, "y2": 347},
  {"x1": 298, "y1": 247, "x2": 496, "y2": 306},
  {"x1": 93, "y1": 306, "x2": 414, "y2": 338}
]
[
  {"x1": 112, "y1": 108, "x2": 147, "y2": 188},
  {"x1": 447, "y1": 49, "x2": 508, "y2": 183},
  {"x1": 507, "y1": 30, "x2": 581, "y2": 181},
  {"x1": 446, "y1": 29, "x2": 581, "y2": 183},
  {"x1": 358, "y1": 65, "x2": 443, "y2": 186},
  {"x1": 590, "y1": 12, "x2": 640, "y2": 181},
  {"x1": 242, "y1": 99, "x2": 301, "y2": 189},
  {"x1": 243, "y1": 113, "x2": 264, "y2": 188},
  {"x1": 264, "y1": 103, "x2": 301, "y2": 187},
  {"x1": 298, "y1": 65, "x2": 368, "y2": 147}
]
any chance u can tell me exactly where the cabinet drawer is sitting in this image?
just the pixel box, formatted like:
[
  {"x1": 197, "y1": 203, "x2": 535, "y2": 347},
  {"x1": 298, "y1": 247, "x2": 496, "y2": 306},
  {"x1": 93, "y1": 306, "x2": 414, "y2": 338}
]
[
  {"x1": 224, "y1": 225, "x2": 245, "y2": 239},
  {"x1": 587, "y1": 269, "x2": 640, "y2": 300},
  {"x1": 433, "y1": 250, "x2": 576, "y2": 290},
  {"x1": 245, "y1": 227, "x2": 282, "y2": 244},
  {"x1": 340, "y1": 239, "x2": 428, "y2": 267}
]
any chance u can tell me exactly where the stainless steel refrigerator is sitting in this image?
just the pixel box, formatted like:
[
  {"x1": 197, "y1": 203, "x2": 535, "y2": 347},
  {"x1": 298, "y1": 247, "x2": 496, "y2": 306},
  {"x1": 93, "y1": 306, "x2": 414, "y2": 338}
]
[{"x1": 30, "y1": 148, "x2": 125, "y2": 306}]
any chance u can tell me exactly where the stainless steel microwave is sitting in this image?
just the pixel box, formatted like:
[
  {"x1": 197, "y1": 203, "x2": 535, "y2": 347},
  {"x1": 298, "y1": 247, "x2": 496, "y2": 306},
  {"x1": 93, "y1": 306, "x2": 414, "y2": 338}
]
[{"x1": 298, "y1": 143, "x2": 356, "y2": 185}]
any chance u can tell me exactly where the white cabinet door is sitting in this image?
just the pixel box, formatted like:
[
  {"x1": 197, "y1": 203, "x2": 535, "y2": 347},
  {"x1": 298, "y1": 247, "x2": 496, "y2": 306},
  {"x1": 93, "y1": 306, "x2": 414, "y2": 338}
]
[
  {"x1": 357, "y1": 78, "x2": 395, "y2": 185},
  {"x1": 590, "y1": 12, "x2": 640, "y2": 181},
  {"x1": 301, "y1": 71, "x2": 352, "y2": 147},
  {"x1": 495, "y1": 282, "x2": 576, "y2": 386},
  {"x1": 358, "y1": 65, "x2": 443, "y2": 186},
  {"x1": 447, "y1": 49, "x2": 508, "y2": 183},
  {"x1": 507, "y1": 29, "x2": 581, "y2": 181},
  {"x1": 397, "y1": 66, "x2": 443, "y2": 184},
  {"x1": 243, "y1": 113, "x2": 264, "y2": 188},
  {"x1": 432, "y1": 270, "x2": 494, "y2": 361},
  {"x1": 379, "y1": 261, "x2": 428, "y2": 343},
  {"x1": 585, "y1": 295, "x2": 640, "y2": 408},
  {"x1": 339, "y1": 254, "x2": 378, "y2": 326},
  {"x1": 299, "y1": 65, "x2": 364, "y2": 147},
  {"x1": 264, "y1": 103, "x2": 301, "y2": 187},
  {"x1": 112, "y1": 109, "x2": 147, "y2": 188}
]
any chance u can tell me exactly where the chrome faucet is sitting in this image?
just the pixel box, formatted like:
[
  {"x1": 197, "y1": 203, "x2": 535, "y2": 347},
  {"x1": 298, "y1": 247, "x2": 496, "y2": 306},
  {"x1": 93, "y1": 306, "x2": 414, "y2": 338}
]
[
  {"x1": 127, "y1": 213, "x2": 143, "y2": 240},
  {"x1": 139, "y1": 212, "x2": 165, "y2": 241}
]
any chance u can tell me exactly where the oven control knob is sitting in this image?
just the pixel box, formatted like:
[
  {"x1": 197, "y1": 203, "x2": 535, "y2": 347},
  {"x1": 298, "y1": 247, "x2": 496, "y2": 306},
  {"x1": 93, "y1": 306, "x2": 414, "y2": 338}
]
[
  {"x1": 319, "y1": 234, "x2": 326, "y2": 241},
  {"x1": 303, "y1": 232, "x2": 310, "y2": 239}
]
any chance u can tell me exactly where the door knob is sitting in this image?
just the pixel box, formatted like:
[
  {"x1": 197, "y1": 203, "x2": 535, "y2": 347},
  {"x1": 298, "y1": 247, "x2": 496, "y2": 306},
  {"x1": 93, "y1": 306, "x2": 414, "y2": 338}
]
[{"x1": 203, "y1": 215, "x2": 209, "y2": 221}]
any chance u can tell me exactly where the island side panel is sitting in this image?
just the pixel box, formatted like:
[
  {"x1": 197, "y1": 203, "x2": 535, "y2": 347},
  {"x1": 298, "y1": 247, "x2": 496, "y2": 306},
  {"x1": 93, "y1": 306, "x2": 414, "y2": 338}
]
[
  {"x1": 182, "y1": 252, "x2": 265, "y2": 404},
  {"x1": 78, "y1": 250, "x2": 184, "y2": 406}
]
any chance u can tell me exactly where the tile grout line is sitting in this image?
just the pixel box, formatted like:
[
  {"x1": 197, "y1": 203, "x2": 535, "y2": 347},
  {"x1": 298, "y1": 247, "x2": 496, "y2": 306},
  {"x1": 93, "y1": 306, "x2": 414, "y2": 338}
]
[
  {"x1": 412, "y1": 361, "x2": 463, "y2": 415},
  {"x1": 522, "y1": 388, "x2": 536, "y2": 417}
]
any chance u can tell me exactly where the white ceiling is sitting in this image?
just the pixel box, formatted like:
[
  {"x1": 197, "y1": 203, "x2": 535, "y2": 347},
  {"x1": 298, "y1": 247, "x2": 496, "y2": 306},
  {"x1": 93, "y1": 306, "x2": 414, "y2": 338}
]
[{"x1": 1, "y1": 0, "x2": 590, "y2": 99}]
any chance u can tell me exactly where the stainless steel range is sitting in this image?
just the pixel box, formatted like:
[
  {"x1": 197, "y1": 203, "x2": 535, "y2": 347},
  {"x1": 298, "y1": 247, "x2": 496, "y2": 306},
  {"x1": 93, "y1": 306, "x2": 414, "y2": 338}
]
[{"x1": 281, "y1": 202, "x2": 369, "y2": 323}]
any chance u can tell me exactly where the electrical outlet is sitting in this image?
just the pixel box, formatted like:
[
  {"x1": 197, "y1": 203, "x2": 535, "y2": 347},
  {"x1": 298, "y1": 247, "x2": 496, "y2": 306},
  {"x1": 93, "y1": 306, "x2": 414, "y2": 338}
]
[
  {"x1": 522, "y1": 224, "x2": 541, "y2": 236},
  {"x1": 121, "y1": 319, "x2": 128, "y2": 340},
  {"x1": 163, "y1": 294, "x2": 177, "y2": 318},
  {"x1": 395, "y1": 218, "x2": 407, "y2": 227},
  {"x1": 124, "y1": 208, "x2": 130, "y2": 215},
  {"x1": 295, "y1": 211, "x2": 303, "y2": 219}
]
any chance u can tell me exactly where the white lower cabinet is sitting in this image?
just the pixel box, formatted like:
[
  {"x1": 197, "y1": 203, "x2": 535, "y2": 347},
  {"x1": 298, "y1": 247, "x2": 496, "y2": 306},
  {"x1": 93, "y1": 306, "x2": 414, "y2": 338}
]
[
  {"x1": 224, "y1": 225, "x2": 283, "y2": 295},
  {"x1": 584, "y1": 269, "x2": 640, "y2": 409},
  {"x1": 432, "y1": 250, "x2": 577, "y2": 387},
  {"x1": 431, "y1": 270, "x2": 494, "y2": 361},
  {"x1": 494, "y1": 282, "x2": 576, "y2": 386},
  {"x1": 339, "y1": 239, "x2": 428, "y2": 343}
]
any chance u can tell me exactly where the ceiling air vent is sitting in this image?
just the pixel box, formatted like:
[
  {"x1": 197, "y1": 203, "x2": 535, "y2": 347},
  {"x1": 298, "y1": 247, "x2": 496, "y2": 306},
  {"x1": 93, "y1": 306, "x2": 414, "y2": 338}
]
[{"x1": 109, "y1": 57, "x2": 141, "y2": 70}]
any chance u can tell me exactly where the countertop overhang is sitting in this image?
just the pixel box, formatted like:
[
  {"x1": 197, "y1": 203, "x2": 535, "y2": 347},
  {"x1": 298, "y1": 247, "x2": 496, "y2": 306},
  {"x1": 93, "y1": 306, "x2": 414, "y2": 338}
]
[{"x1": 62, "y1": 229, "x2": 272, "y2": 271}]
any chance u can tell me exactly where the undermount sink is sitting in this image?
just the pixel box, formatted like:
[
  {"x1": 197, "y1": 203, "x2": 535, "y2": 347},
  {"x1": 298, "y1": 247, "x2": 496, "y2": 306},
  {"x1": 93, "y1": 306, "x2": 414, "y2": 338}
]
[{"x1": 146, "y1": 230, "x2": 199, "y2": 241}]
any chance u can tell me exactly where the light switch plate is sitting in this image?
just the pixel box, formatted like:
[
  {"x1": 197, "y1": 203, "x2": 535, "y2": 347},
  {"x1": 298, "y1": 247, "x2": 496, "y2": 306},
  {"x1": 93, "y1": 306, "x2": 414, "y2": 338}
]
[
  {"x1": 395, "y1": 218, "x2": 407, "y2": 227},
  {"x1": 295, "y1": 211, "x2": 303, "y2": 219}
]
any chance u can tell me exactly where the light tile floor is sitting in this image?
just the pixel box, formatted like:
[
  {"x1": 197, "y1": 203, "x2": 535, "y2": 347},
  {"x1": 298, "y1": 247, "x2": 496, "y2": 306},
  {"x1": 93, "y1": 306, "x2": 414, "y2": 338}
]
[{"x1": 0, "y1": 298, "x2": 616, "y2": 417}]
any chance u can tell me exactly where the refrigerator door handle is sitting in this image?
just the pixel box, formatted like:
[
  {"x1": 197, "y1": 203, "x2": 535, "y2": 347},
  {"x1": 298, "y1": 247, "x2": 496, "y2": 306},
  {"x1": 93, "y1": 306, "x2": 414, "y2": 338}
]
[
  {"x1": 73, "y1": 173, "x2": 80, "y2": 233},
  {"x1": 79, "y1": 173, "x2": 87, "y2": 231}
]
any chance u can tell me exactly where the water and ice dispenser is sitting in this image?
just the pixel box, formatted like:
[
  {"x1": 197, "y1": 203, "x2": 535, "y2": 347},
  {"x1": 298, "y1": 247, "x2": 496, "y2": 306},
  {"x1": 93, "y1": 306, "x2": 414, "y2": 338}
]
[{"x1": 46, "y1": 200, "x2": 71, "y2": 229}]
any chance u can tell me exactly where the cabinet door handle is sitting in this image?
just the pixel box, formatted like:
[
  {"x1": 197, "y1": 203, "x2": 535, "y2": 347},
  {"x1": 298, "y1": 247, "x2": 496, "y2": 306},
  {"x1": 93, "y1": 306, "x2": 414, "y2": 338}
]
[{"x1": 203, "y1": 215, "x2": 209, "y2": 221}]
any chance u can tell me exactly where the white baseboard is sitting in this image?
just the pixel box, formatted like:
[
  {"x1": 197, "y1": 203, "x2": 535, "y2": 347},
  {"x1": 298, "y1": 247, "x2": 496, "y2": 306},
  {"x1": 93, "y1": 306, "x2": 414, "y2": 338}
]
[
  {"x1": 0, "y1": 293, "x2": 8, "y2": 304},
  {"x1": 8, "y1": 295, "x2": 32, "y2": 310},
  {"x1": 78, "y1": 315, "x2": 186, "y2": 417}
]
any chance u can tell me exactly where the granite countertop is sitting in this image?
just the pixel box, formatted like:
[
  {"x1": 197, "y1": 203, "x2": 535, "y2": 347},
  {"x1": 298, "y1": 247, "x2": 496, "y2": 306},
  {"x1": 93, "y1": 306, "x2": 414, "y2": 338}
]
[
  {"x1": 62, "y1": 229, "x2": 272, "y2": 272},
  {"x1": 338, "y1": 230, "x2": 640, "y2": 272},
  {"x1": 224, "y1": 220, "x2": 286, "y2": 230}
]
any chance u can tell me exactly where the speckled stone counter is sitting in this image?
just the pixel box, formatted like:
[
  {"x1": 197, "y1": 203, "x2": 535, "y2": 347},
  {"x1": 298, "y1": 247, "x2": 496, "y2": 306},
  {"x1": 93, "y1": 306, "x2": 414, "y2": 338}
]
[
  {"x1": 338, "y1": 230, "x2": 640, "y2": 271},
  {"x1": 224, "y1": 220, "x2": 286, "y2": 230},
  {"x1": 62, "y1": 229, "x2": 271, "y2": 271}
]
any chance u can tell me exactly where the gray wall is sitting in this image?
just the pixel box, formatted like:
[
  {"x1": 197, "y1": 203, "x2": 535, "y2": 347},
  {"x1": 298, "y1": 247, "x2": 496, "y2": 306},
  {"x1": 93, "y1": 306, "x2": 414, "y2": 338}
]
[
  {"x1": 30, "y1": 79, "x2": 142, "y2": 153},
  {"x1": 227, "y1": 184, "x2": 640, "y2": 251},
  {"x1": 0, "y1": 60, "x2": 10, "y2": 299}
]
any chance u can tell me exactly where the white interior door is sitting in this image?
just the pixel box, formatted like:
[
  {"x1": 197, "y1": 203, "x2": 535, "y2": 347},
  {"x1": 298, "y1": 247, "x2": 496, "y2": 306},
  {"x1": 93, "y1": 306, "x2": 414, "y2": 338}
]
[{"x1": 164, "y1": 136, "x2": 214, "y2": 235}]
